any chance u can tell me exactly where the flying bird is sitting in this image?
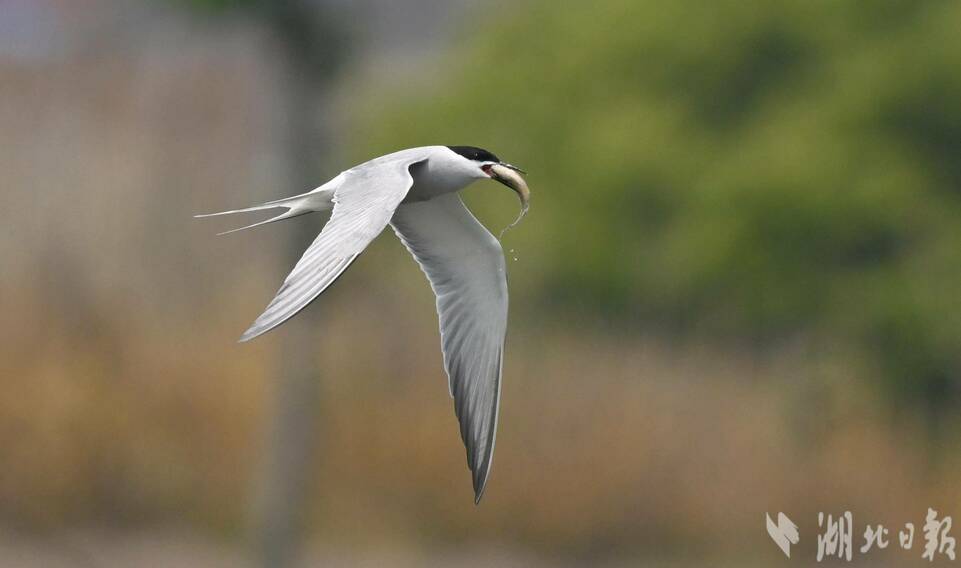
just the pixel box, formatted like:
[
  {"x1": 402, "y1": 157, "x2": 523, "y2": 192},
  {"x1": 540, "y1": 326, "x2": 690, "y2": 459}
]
[{"x1": 197, "y1": 146, "x2": 530, "y2": 503}]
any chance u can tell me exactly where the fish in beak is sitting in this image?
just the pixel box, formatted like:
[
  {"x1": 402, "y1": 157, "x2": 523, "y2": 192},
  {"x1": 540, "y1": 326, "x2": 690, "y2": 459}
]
[{"x1": 487, "y1": 163, "x2": 530, "y2": 237}]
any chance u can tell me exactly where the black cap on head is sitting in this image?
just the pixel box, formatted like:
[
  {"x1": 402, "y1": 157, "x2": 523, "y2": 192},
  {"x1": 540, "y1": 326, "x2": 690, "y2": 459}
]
[{"x1": 447, "y1": 146, "x2": 500, "y2": 163}]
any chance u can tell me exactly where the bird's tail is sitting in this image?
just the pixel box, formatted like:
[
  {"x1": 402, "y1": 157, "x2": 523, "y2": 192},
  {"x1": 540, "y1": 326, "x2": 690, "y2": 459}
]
[{"x1": 194, "y1": 189, "x2": 334, "y2": 235}]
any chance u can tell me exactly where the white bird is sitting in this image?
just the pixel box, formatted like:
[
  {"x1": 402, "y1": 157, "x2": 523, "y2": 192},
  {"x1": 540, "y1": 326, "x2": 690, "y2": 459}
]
[{"x1": 197, "y1": 146, "x2": 530, "y2": 503}]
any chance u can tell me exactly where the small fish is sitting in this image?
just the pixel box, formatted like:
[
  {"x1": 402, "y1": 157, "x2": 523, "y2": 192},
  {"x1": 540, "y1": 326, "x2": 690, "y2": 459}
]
[{"x1": 488, "y1": 163, "x2": 530, "y2": 239}]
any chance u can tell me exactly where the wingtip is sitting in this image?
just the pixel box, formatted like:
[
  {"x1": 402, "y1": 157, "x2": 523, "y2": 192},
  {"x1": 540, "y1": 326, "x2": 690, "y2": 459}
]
[
  {"x1": 237, "y1": 321, "x2": 265, "y2": 342},
  {"x1": 472, "y1": 468, "x2": 490, "y2": 505},
  {"x1": 238, "y1": 318, "x2": 278, "y2": 342},
  {"x1": 237, "y1": 328, "x2": 258, "y2": 343}
]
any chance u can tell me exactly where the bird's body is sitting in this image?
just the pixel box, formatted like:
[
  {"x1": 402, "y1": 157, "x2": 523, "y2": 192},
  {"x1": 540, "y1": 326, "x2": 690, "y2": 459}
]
[{"x1": 197, "y1": 145, "x2": 530, "y2": 503}]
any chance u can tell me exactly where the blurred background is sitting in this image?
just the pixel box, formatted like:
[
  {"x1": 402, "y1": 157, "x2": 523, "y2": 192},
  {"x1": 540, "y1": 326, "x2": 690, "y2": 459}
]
[{"x1": 3, "y1": 0, "x2": 961, "y2": 565}]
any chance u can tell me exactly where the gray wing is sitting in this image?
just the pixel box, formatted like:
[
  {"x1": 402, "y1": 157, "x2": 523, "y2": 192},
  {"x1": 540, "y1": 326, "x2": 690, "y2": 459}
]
[
  {"x1": 239, "y1": 154, "x2": 429, "y2": 342},
  {"x1": 390, "y1": 193, "x2": 509, "y2": 503}
]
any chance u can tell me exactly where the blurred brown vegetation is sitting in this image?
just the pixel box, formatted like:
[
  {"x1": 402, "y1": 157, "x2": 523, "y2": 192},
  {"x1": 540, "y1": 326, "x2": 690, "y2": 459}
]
[{"x1": 2, "y1": 0, "x2": 961, "y2": 566}]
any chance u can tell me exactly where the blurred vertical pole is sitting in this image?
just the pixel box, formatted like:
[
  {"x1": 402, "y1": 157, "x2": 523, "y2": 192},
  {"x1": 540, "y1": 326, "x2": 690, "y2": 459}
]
[{"x1": 253, "y1": 3, "x2": 345, "y2": 567}]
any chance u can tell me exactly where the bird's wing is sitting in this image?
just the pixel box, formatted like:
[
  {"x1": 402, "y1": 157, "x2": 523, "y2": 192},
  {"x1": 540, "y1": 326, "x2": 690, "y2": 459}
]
[
  {"x1": 239, "y1": 154, "x2": 429, "y2": 342},
  {"x1": 390, "y1": 193, "x2": 509, "y2": 503}
]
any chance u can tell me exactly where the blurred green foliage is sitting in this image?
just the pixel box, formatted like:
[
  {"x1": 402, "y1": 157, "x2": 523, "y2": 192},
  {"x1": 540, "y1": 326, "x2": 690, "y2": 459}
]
[{"x1": 356, "y1": 0, "x2": 961, "y2": 413}]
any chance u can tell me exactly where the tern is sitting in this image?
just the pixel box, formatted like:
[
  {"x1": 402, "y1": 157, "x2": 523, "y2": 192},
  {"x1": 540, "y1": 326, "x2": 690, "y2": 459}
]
[{"x1": 197, "y1": 146, "x2": 530, "y2": 503}]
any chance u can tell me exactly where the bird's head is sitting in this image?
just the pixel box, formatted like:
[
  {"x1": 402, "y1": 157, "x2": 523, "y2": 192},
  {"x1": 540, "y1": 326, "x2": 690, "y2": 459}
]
[{"x1": 447, "y1": 146, "x2": 530, "y2": 225}]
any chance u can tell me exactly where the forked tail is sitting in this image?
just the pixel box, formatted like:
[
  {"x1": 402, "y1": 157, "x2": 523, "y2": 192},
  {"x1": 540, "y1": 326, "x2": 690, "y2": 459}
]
[{"x1": 194, "y1": 188, "x2": 335, "y2": 235}]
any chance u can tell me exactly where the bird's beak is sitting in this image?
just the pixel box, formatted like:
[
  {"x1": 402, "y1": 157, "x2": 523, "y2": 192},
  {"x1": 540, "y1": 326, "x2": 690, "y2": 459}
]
[{"x1": 488, "y1": 163, "x2": 530, "y2": 229}]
